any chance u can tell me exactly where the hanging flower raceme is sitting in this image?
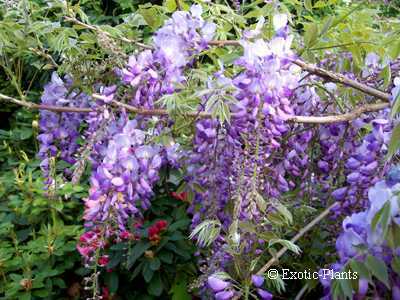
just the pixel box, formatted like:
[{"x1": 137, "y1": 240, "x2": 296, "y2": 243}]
[
  {"x1": 38, "y1": 72, "x2": 89, "y2": 189},
  {"x1": 321, "y1": 167, "x2": 400, "y2": 299},
  {"x1": 325, "y1": 112, "x2": 394, "y2": 218},
  {"x1": 121, "y1": 4, "x2": 216, "y2": 109},
  {"x1": 187, "y1": 14, "x2": 302, "y2": 298},
  {"x1": 83, "y1": 116, "x2": 162, "y2": 232},
  {"x1": 74, "y1": 4, "x2": 214, "y2": 266}
]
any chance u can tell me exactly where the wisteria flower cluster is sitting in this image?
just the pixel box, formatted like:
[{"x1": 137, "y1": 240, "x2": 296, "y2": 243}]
[
  {"x1": 38, "y1": 72, "x2": 89, "y2": 189},
  {"x1": 321, "y1": 167, "x2": 400, "y2": 299},
  {"x1": 121, "y1": 4, "x2": 215, "y2": 109},
  {"x1": 83, "y1": 116, "x2": 163, "y2": 232},
  {"x1": 187, "y1": 14, "x2": 302, "y2": 299},
  {"x1": 35, "y1": 3, "x2": 400, "y2": 300}
]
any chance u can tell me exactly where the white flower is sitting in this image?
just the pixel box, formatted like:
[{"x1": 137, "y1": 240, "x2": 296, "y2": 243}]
[{"x1": 273, "y1": 14, "x2": 288, "y2": 31}]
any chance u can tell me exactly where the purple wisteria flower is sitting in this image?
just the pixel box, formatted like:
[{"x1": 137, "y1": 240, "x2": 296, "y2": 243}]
[
  {"x1": 121, "y1": 4, "x2": 216, "y2": 109},
  {"x1": 257, "y1": 289, "x2": 273, "y2": 300},
  {"x1": 321, "y1": 172, "x2": 400, "y2": 298},
  {"x1": 188, "y1": 14, "x2": 301, "y2": 295},
  {"x1": 251, "y1": 275, "x2": 264, "y2": 287},
  {"x1": 83, "y1": 117, "x2": 162, "y2": 231},
  {"x1": 38, "y1": 72, "x2": 89, "y2": 189},
  {"x1": 207, "y1": 276, "x2": 230, "y2": 292}
]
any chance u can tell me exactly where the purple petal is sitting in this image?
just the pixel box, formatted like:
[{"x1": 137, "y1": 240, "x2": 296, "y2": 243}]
[
  {"x1": 215, "y1": 290, "x2": 234, "y2": 300},
  {"x1": 207, "y1": 276, "x2": 229, "y2": 292},
  {"x1": 257, "y1": 289, "x2": 273, "y2": 300},
  {"x1": 111, "y1": 177, "x2": 124, "y2": 186},
  {"x1": 251, "y1": 275, "x2": 264, "y2": 287}
]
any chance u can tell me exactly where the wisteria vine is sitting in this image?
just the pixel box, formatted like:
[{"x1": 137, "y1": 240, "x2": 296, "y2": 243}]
[{"x1": 34, "y1": 4, "x2": 400, "y2": 300}]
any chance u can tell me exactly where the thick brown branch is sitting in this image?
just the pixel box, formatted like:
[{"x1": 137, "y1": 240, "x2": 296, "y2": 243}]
[
  {"x1": 0, "y1": 93, "x2": 390, "y2": 124},
  {"x1": 256, "y1": 202, "x2": 339, "y2": 275}
]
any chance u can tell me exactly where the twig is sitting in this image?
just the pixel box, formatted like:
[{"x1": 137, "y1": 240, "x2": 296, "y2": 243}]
[
  {"x1": 294, "y1": 284, "x2": 309, "y2": 300},
  {"x1": 289, "y1": 102, "x2": 390, "y2": 124},
  {"x1": 62, "y1": 17, "x2": 392, "y2": 103},
  {"x1": 256, "y1": 202, "x2": 339, "y2": 275},
  {"x1": 208, "y1": 40, "x2": 391, "y2": 102},
  {"x1": 64, "y1": 16, "x2": 152, "y2": 50},
  {"x1": 175, "y1": 0, "x2": 182, "y2": 10},
  {"x1": 0, "y1": 93, "x2": 92, "y2": 113},
  {"x1": 0, "y1": 93, "x2": 209, "y2": 116},
  {"x1": 0, "y1": 93, "x2": 390, "y2": 124},
  {"x1": 292, "y1": 60, "x2": 391, "y2": 102}
]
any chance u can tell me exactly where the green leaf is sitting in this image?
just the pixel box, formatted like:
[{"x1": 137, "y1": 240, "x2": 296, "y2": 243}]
[
  {"x1": 304, "y1": 23, "x2": 318, "y2": 48},
  {"x1": 391, "y1": 91, "x2": 400, "y2": 119},
  {"x1": 265, "y1": 273, "x2": 285, "y2": 293},
  {"x1": 254, "y1": 192, "x2": 267, "y2": 213},
  {"x1": 19, "y1": 293, "x2": 31, "y2": 300},
  {"x1": 392, "y1": 257, "x2": 400, "y2": 276},
  {"x1": 387, "y1": 123, "x2": 400, "y2": 159},
  {"x1": 268, "y1": 239, "x2": 301, "y2": 255},
  {"x1": 349, "y1": 259, "x2": 371, "y2": 281},
  {"x1": 139, "y1": 7, "x2": 164, "y2": 30},
  {"x1": 105, "y1": 272, "x2": 119, "y2": 294},
  {"x1": 273, "y1": 202, "x2": 293, "y2": 225},
  {"x1": 149, "y1": 257, "x2": 161, "y2": 271},
  {"x1": 164, "y1": 242, "x2": 191, "y2": 260},
  {"x1": 168, "y1": 219, "x2": 190, "y2": 231},
  {"x1": 16, "y1": 228, "x2": 31, "y2": 242},
  {"x1": 320, "y1": 16, "x2": 334, "y2": 37},
  {"x1": 52, "y1": 278, "x2": 66, "y2": 288},
  {"x1": 365, "y1": 255, "x2": 389, "y2": 289},
  {"x1": 387, "y1": 223, "x2": 400, "y2": 249},
  {"x1": 379, "y1": 65, "x2": 391, "y2": 89},
  {"x1": 11, "y1": 127, "x2": 32, "y2": 140},
  {"x1": 127, "y1": 241, "x2": 151, "y2": 268},
  {"x1": 338, "y1": 277, "x2": 352, "y2": 299},
  {"x1": 129, "y1": 262, "x2": 144, "y2": 280},
  {"x1": 170, "y1": 276, "x2": 191, "y2": 300},
  {"x1": 165, "y1": 0, "x2": 177, "y2": 11},
  {"x1": 32, "y1": 289, "x2": 48, "y2": 297},
  {"x1": 189, "y1": 220, "x2": 221, "y2": 247},
  {"x1": 389, "y1": 40, "x2": 400, "y2": 60},
  {"x1": 192, "y1": 182, "x2": 206, "y2": 194},
  {"x1": 331, "y1": 279, "x2": 343, "y2": 300},
  {"x1": 349, "y1": 45, "x2": 362, "y2": 68},
  {"x1": 148, "y1": 273, "x2": 163, "y2": 296},
  {"x1": 142, "y1": 262, "x2": 154, "y2": 283},
  {"x1": 159, "y1": 251, "x2": 173, "y2": 264},
  {"x1": 371, "y1": 201, "x2": 391, "y2": 234},
  {"x1": 305, "y1": 0, "x2": 313, "y2": 11},
  {"x1": 169, "y1": 231, "x2": 185, "y2": 241}
]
